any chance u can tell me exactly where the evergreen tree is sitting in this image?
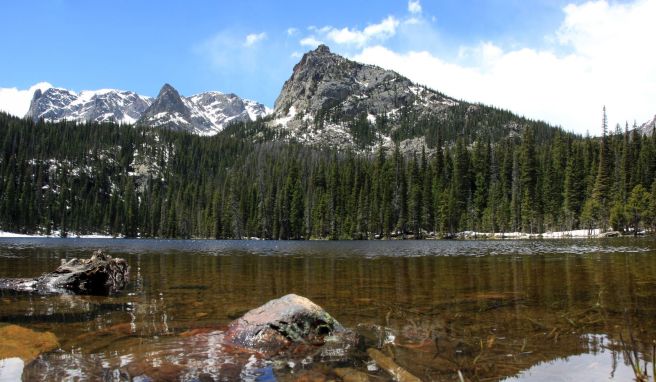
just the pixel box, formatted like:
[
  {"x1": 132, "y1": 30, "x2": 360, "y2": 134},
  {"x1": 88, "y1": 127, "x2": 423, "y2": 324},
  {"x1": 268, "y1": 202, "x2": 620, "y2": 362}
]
[{"x1": 592, "y1": 107, "x2": 611, "y2": 230}]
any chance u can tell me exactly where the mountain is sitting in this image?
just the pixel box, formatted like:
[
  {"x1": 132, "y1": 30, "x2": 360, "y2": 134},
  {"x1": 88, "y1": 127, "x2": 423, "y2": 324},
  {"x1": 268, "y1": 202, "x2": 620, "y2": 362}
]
[
  {"x1": 269, "y1": 45, "x2": 547, "y2": 150},
  {"x1": 16, "y1": 46, "x2": 571, "y2": 146},
  {"x1": 25, "y1": 84, "x2": 270, "y2": 134},
  {"x1": 138, "y1": 84, "x2": 270, "y2": 135},
  {"x1": 26, "y1": 87, "x2": 152, "y2": 125},
  {"x1": 274, "y1": 45, "x2": 457, "y2": 120},
  {"x1": 639, "y1": 114, "x2": 656, "y2": 135}
]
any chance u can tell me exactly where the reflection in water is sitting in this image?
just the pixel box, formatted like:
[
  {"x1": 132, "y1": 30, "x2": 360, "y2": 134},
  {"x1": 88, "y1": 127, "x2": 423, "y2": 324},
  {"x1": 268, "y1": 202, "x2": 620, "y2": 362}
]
[
  {"x1": 0, "y1": 238, "x2": 655, "y2": 381},
  {"x1": 504, "y1": 335, "x2": 651, "y2": 382}
]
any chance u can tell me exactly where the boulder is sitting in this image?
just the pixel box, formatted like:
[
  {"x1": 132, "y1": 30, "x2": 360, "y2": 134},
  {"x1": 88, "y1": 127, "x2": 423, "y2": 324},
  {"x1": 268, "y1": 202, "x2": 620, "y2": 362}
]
[
  {"x1": 0, "y1": 250, "x2": 129, "y2": 295},
  {"x1": 224, "y1": 294, "x2": 347, "y2": 356}
]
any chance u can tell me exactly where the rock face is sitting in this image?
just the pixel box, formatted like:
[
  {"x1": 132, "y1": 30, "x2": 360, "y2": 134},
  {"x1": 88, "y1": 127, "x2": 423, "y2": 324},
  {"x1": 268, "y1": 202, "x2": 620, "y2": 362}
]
[
  {"x1": 224, "y1": 294, "x2": 347, "y2": 356},
  {"x1": 0, "y1": 250, "x2": 129, "y2": 295},
  {"x1": 137, "y1": 84, "x2": 191, "y2": 132},
  {"x1": 639, "y1": 114, "x2": 655, "y2": 135},
  {"x1": 26, "y1": 87, "x2": 152, "y2": 125},
  {"x1": 271, "y1": 44, "x2": 458, "y2": 147},
  {"x1": 138, "y1": 84, "x2": 269, "y2": 135}
]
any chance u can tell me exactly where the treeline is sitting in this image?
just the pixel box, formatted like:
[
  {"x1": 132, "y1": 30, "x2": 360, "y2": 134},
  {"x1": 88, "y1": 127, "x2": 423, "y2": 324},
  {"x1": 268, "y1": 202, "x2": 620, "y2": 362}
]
[{"x1": 0, "y1": 111, "x2": 654, "y2": 239}]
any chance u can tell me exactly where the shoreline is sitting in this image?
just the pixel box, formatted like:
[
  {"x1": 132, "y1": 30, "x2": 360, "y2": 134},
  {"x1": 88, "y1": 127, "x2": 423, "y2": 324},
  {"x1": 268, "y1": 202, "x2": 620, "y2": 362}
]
[
  {"x1": 0, "y1": 231, "x2": 118, "y2": 239},
  {"x1": 0, "y1": 229, "x2": 648, "y2": 241}
]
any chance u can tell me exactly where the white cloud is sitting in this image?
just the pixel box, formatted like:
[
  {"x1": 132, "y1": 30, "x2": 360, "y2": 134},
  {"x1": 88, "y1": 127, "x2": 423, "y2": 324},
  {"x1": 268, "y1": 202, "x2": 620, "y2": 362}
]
[
  {"x1": 305, "y1": 16, "x2": 399, "y2": 48},
  {"x1": 300, "y1": 36, "x2": 324, "y2": 47},
  {"x1": 0, "y1": 82, "x2": 52, "y2": 117},
  {"x1": 244, "y1": 32, "x2": 267, "y2": 47},
  {"x1": 287, "y1": 27, "x2": 298, "y2": 36},
  {"x1": 408, "y1": 0, "x2": 422, "y2": 14},
  {"x1": 353, "y1": 0, "x2": 656, "y2": 134},
  {"x1": 196, "y1": 30, "x2": 272, "y2": 74}
]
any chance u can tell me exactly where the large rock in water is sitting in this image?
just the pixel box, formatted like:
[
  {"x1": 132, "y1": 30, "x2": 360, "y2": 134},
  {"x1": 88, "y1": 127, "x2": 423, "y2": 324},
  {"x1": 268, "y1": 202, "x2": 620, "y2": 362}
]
[
  {"x1": 224, "y1": 294, "x2": 347, "y2": 356},
  {"x1": 0, "y1": 250, "x2": 129, "y2": 295}
]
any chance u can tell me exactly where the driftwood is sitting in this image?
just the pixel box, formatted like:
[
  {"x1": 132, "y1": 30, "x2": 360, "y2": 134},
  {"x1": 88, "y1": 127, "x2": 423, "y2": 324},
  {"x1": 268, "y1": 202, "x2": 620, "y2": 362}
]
[
  {"x1": 0, "y1": 250, "x2": 129, "y2": 295},
  {"x1": 367, "y1": 348, "x2": 422, "y2": 382}
]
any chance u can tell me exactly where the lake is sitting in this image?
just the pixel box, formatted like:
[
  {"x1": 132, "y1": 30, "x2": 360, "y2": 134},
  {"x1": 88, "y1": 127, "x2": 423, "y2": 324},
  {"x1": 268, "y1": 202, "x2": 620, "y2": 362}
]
[{"x1": 0, "y1": 238, "x2": 655, "y2": 381}]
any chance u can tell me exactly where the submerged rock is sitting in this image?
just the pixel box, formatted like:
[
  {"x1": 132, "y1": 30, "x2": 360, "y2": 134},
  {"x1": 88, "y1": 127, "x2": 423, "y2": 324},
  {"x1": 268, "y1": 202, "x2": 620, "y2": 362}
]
[
  {"x1": 0, "y1": 325, "x2": 59, "y2": 364},
  {"x1": 224, "y1": 294, "x2": 350, "y2": 357},
  {"x1": 0, "y1": 250, "x2": 129, "y2": 295},
  {"x1": 21, "y1": 294, "x2": 356, "y2": 380}
]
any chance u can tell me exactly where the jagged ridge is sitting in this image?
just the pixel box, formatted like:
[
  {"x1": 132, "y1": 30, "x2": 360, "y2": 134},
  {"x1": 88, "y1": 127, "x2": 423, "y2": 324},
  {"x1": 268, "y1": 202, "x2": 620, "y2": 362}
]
[
  {"x1": 25, "y1": 84, "x2": 270, "y2": 135},
  {"x1": 138, "y1": 84, "x2": 270, "y2": 135},
  {"x1": 27, "y1": 87, "x2": 152, "y2": 125}
]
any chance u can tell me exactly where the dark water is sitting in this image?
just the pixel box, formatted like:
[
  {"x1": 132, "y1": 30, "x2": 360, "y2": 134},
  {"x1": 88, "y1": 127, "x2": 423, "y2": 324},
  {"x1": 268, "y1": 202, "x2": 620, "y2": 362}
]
[{"x1": 0, "y1": 238, "x2": 655, "y2": 381}]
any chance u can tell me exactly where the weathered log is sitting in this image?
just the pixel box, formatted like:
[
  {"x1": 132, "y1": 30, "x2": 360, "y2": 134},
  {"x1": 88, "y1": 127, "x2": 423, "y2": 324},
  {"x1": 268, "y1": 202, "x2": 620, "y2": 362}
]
[
  {"x1": 0, "y1": 250, "x2": 129, "y2": 295},
  {"x1": 367, "y1": 348, "x2": 422, "y2": 382},
  {"x1": 223, "y1": 293, "x2": 351, "y2": 356}
]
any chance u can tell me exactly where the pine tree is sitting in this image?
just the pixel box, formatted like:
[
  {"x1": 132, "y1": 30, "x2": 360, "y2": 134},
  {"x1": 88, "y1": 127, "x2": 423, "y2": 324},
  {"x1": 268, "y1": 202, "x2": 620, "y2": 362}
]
[
  {"x1": 520, "y1": 127, "x2": 539, "y2": 233},
  {"x1": 592, "y1": 106, "x2": 611, "y2": 231},
  {"x1": 625, "y1": 184, "x2": 651, "y2": 235}
]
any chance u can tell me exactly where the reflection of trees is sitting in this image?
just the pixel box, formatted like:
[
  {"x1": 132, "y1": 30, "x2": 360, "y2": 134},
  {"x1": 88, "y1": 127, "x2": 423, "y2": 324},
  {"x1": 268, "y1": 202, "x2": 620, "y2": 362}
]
[{"x1": 4, "y1": 241, "x2": 656, "y2": 380}]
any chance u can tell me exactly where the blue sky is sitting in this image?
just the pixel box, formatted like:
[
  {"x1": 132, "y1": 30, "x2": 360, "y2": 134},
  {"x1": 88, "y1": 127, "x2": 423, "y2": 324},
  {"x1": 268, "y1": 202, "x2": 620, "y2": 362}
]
[{"x1": 1, "y1": 0, "x2": 654, "y2": 134}]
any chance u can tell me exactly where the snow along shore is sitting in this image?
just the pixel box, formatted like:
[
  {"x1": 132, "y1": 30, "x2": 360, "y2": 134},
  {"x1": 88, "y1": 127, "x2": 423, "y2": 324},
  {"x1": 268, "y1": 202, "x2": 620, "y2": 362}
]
[
  {"x1": 0, "y1": 231, "x2": 118, "y2": 239},
  {"x1": 458, "y1": 229, "x2": 611, "y2": 239}
]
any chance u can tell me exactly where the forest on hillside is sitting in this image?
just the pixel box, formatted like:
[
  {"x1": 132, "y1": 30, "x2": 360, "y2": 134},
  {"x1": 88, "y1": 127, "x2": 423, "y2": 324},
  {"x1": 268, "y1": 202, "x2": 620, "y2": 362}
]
[{"x1": 0, "y1": 111, "x2": 654, "y2": 239}]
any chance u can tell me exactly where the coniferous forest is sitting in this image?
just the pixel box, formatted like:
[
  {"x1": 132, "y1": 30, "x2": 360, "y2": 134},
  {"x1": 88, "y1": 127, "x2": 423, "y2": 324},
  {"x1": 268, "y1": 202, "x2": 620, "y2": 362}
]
[{"x1": 0, "y1": 110, "x2": 654, "y2": 239}]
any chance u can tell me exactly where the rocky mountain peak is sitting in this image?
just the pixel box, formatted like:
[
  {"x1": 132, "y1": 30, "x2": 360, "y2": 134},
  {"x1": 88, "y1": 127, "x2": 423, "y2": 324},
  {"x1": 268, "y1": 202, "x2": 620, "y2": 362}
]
[
  {"x1": 145, "y1": 83, "x2": 189, "y2": 119},
  {"x1": 314, "y1": 44, "x2": 331, "y2": 54},
  {"x1": 158, "y1": 83, "x2": 179, "y2": 98},
  {"x1": 271, "y1": 45, "x2": 459, "y2": 149},
  {"x1": 31, "y1": 88, "x2": 43, "y2": 103},
  {"x1": 138, "y1": 84, "x2": 270, "y2": 134}
]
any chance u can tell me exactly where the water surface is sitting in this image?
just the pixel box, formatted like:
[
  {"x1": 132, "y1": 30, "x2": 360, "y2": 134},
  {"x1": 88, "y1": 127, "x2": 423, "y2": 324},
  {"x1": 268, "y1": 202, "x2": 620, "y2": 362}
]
[{"x1": 0, "y1": 238, "x2": 655, "y2": 381}]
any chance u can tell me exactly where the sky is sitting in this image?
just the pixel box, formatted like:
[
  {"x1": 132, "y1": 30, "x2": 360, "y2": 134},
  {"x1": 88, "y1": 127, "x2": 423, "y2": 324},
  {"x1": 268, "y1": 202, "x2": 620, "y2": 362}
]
[{"x1": 0, "y1": 0, "x2": 654, "y2": 135}]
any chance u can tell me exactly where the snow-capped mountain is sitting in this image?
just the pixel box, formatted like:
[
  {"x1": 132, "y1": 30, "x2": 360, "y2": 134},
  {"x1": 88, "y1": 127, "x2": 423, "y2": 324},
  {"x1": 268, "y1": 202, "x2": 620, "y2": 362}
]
[
  {"x1": 26, "y1": 87, "x2": 153, "y2": 125},
  {"x1": 138, "y1": 84, "x2": 270, "y2": 135},
  {"x1": 25, "y1": 84, "x2": 270, "y2": 134}
]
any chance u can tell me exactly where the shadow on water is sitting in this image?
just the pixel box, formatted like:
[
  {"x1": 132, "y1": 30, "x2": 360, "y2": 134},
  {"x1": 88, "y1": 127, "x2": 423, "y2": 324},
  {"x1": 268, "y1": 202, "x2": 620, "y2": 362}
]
[{"x1": 0, "y1": 237, "x2": 655, "y2": 381}]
